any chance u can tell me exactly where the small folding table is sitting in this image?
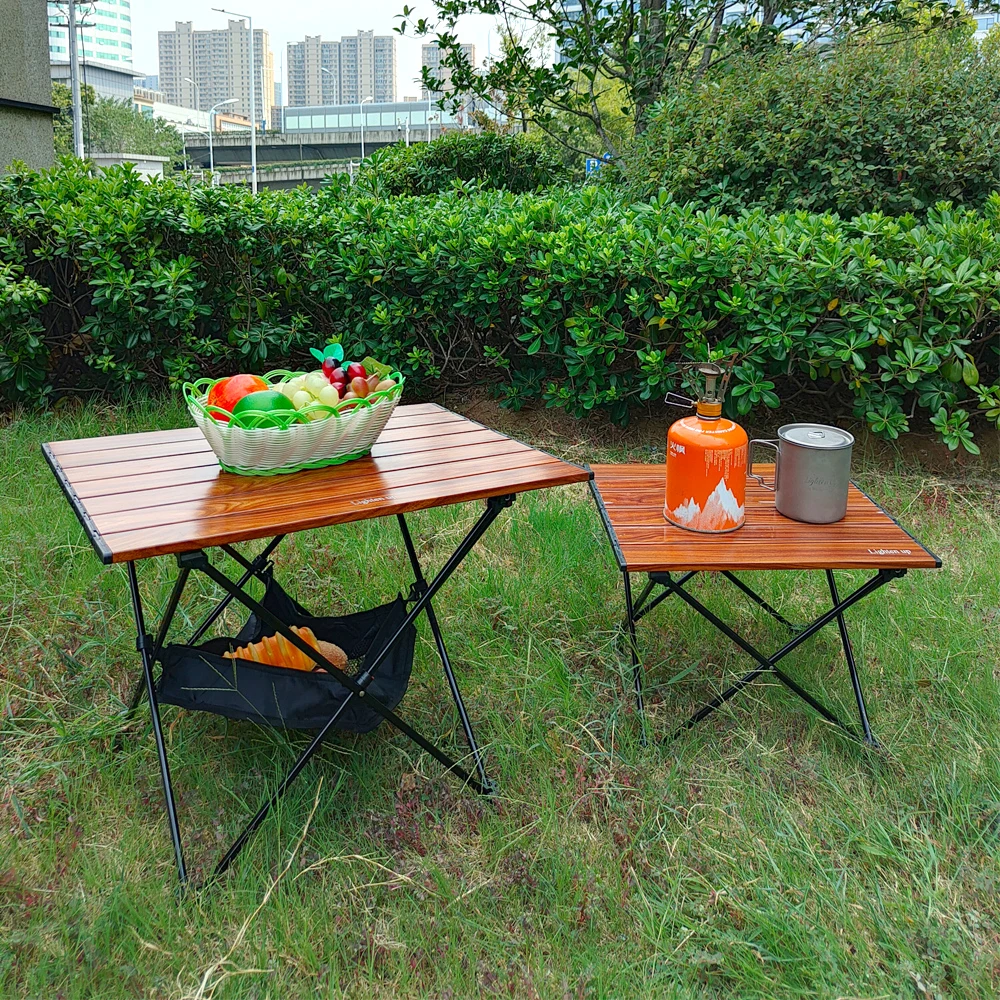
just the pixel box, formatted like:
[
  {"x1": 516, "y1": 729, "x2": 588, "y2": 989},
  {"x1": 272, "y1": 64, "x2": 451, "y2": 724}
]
[
  {"x1": 43, "y1": 403, "x2": 589, "y2": 885},
  {"x1": 589, "y1": 464, "x2": 940, "y2": 745}
]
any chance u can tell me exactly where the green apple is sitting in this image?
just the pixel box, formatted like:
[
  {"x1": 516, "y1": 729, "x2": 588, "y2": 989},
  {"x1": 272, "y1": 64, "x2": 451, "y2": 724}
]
[{"x1": 231, "y1": 389, "x2": 297, "y2": 428}]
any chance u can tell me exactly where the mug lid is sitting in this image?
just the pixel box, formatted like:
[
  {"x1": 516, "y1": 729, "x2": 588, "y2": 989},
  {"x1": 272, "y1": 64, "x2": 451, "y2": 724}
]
[{"x1": 778, "y1": 423, "x2": 854, "y2": 450}]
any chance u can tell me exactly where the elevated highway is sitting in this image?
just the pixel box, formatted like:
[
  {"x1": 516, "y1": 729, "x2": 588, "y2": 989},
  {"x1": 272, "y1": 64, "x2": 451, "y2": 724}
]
[
  {"x1": 183, "y1": 125, "x2": 446, "y2": 169},
  {"x1": 214, "y1": 162, "x2": 350, "y2": 190}
]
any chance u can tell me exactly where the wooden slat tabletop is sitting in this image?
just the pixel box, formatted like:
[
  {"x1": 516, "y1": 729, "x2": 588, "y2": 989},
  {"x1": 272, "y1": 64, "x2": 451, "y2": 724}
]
[
  {"x1": 44, "y1": 404, "x2": 590, "y2": 565},
  {"x1": 591, "y1": 463, "x2": 939, "y2": 572}
]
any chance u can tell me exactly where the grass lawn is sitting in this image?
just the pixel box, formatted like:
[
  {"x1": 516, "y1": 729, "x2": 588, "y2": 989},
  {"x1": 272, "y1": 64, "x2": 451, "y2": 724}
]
[{"x1": 2, "y1": 398, "x2": 999, "y2": 999}]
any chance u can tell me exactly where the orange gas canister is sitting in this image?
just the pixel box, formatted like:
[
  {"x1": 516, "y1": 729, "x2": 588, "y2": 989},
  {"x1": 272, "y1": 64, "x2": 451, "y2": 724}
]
[{"x1": 664, "y1": 362, "x2": 748, "y2": 533}]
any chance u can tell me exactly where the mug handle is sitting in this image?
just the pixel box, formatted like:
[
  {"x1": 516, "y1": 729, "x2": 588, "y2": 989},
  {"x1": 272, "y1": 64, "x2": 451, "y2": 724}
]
[{"x1": 748, "y1": 439, "x2": 779, "y2": 490}]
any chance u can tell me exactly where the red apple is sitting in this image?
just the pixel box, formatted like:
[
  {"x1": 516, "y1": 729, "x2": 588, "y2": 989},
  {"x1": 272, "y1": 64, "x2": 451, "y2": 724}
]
[{"x1": 206, "y1": 374, "x2": 268, "y2": 422}]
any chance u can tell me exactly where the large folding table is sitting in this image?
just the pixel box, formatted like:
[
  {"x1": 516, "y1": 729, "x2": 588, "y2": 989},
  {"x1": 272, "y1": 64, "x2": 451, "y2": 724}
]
[
  {"x1": 43, "y1": 403, "x2": 589, "y2": 884},
  {"x1": 589, "y1": 464, "x2": 940, "y2": 745}
]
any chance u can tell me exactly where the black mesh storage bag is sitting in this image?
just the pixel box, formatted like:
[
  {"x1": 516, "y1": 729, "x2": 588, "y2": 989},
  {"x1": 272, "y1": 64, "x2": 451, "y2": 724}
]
[{"x1": 157, "y1": 571, "x2": 415, "y2": 733}]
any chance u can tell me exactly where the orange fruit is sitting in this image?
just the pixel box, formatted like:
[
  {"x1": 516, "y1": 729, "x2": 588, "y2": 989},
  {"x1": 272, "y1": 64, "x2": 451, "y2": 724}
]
[{"x1": 206, "y1": 374, "x2": 268, "y2": 422}]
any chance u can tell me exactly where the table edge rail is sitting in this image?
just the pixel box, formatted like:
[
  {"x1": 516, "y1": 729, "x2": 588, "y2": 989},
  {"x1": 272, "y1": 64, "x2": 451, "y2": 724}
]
[{"x1": 41, "y1": 442, "x2": 114, "y2": 565}]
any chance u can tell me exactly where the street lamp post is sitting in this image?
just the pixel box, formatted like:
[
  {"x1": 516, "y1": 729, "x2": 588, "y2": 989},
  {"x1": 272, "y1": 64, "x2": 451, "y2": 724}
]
[
  {"x1": 320, "y1": 65, "x2": 334, "y2": 104},
  {"x1": 180, "y1": 128, "x2": 210, "y2": 176},
  {"x1": 359, "y1": 96, "x2": 372, "y2": 159},
  {"x1": 67, "y1": 0, "x2": 85, "y2": 158},
  {"x1": 184, "y1": 76, "x2": 200, "y2": 111},
  {"x1": 208, "y1": 97, "x2": 238, "y2": 174},
  {"x1": 212, "y1": 7, "x2": 257, "y2": 194}
]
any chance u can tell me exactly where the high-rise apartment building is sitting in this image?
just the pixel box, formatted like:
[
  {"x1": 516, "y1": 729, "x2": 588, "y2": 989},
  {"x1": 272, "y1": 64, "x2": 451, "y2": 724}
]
[
  {"x1": 158, "y1": 20, "x2": 275, "y2": 129},
  {"x1": 286, "y1": 35, "x2": 340, "y2": 107},
  {"x1": 286, "y1": 31, "x2": 396, "y2": 108},
  {"x1": 48, "y1": 0, "x2": 134, "y2": 69},
  {"x1": 47, "y1": 0, "x2": 136, "y2": 99},
  {"x1": 421, "y1": 42, "x2": 476, "y2": 98}
]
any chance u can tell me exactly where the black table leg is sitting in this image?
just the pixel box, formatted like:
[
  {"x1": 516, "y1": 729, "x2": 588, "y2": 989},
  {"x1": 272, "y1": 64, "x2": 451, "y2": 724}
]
[
  {"x1": 182, "y1": 496, "x2": 514, "y2": 881},
  {"x1": 126, "y1": 562, "x2": 188, "y2": 885},
  {"x1": 121, "y1": 496, "x2": 520, "y2": 884},
  {"x1": 123, "y1": 566, "x2": 190, "y2": 719},
  {"x1": 827, "y1": 569, "x2": 877, "y2": 746},
  {"x1": 397, "y1": 512, "x2": 496, "y2": 793},
  {"x1": 621, "y1": 571, "x2": 647, "y2": 746},
  {"x1": 624, "y1": 568, "x2": 902, "y2": 745}
]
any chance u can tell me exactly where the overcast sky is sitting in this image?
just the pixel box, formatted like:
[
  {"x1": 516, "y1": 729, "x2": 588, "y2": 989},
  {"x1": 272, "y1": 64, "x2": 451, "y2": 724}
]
[{"x1": 132, "y1": 0, "x2": 497, "y2": 101}]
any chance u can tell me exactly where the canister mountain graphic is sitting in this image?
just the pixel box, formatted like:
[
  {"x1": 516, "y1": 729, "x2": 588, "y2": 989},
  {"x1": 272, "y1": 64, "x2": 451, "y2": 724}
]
[{"x1": 669, "y1": 476, "x2": 745, "y2": 532}]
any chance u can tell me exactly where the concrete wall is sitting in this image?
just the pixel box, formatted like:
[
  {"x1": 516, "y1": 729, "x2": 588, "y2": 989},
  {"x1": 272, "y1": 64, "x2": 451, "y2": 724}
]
[
  {"x1": 90, "y1": 153, "x2": 170, "y2": 180},
  {"x1": 1, "y1": 0, "x2": 55, "y2": 171}
]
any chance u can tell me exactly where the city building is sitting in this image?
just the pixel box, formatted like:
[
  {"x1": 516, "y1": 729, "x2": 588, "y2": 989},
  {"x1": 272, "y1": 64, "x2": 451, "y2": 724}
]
[
  {"x1": 973, "y1": 10, "x2": 997, "y2": 36},
  {"x1": 2, "y1": 0, "x2": 55, "y2": 170},
  {"x1": 48, "y1": 0, "x2": 138, "y2": 99},
  {"x1": 141, "y1": 74, "x2": 159, "y2": 90},
  {"x1": 282, "y1": 98, "x2": 474, "y2": 134},
  {"x1": 286, "y1": 36, "x2": 340, "y2": 107},
  {"x1": 340, "y1": 31, "x2": 396, "y2": 104},
  {"x1": 49, "y1": 59, "x2": 136, "y2": 100},
  {"x1": 286, "y1": 31, "x2": 397, "y2": 108},
  {"x1": 274, "y1": 82, "x2": 282, "y2": 106},
  {"x1": 421, "y1": 42, "x2": 475, "y2": 98},
  {"x1": 133, "y1": 88, "x2": 251, "y2": 133},
  {"x1": 48, "y1": 0, "x2": 134, "y2": 69},
  {"x1": 158, "y1": 19, "x2": 275, "y2": 130}
]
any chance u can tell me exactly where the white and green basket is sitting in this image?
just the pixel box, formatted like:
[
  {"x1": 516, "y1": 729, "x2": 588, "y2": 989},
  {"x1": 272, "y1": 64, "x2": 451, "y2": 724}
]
[{"x1": 183, "y1": 369, "x2": 405, "y2": 476}]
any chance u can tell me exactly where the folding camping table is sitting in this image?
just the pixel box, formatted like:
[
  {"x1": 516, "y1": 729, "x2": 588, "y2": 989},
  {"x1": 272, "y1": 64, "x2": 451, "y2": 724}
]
[
  {"x1": 43, "y1": 403, "x2": 589, "y2": 885},
  {"x1": 589, "y1": 464, "x2": 940, "y2": 745}
]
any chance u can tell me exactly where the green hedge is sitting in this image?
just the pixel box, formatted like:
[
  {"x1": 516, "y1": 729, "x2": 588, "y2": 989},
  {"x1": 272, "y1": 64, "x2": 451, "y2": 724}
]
[
  {"x1": 623, "y1": 24, "x2": 1000, "y2": 218},
  {"x1": 354, "y1": 131, "x2": 567, "y2": 196},
  {"x1": 1, "y1": 161, "x2": 998, "y2": 450}
]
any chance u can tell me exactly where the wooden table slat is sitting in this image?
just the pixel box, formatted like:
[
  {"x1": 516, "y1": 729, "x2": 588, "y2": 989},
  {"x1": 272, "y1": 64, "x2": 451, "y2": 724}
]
[
  {"x1": 54, "y1": 409, "x2": 493, "y2": 486},
  {"x1": 52, "y1": 406, "x2": 466, "y2": 470},
  {"x1": 45, "y1": 403, "x2": 450, "y2": 457},
  {"x1": 83, "y1": 437, "x2": 543, "y2": 518},
  {"x1": 97, "y1": 460, "x2": 585, "y2": 563},
  {"x1": 70, "y1": 426, "x2": 509, "y2": 501},
  {"x1": 90, "y1": 450, "x2": 563, "y2": 536}
]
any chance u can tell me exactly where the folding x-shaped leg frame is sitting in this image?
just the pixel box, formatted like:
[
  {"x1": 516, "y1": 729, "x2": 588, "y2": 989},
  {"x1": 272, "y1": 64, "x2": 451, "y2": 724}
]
[
  {"x1": 121, "y1": 495, "x2": 514, "y2": 886},
  {"x1": 620, "y1": 566, "x2": 905, "y2": 746}
]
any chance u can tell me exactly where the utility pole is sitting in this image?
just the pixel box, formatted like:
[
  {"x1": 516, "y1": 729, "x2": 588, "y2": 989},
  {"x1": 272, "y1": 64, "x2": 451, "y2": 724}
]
[
  {"x1": 213, "y1": 8, "x2": 257, "y2": 193},
  {"x1": 67, "y1": 0, "x2": 85, "y2": 158}
]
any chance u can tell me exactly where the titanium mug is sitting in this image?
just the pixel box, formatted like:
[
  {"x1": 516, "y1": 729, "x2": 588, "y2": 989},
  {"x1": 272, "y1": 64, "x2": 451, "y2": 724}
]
[{"x1": 749, "y1": 424, "x2": 855, "y2": 524}]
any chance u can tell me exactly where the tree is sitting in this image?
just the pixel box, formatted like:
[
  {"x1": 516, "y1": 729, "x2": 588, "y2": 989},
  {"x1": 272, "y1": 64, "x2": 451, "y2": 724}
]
[
  {"x1": 52, "y1": 81, "x2": 95, "y2": 157},
  {"x1": 85, "y1": 99, "x2": 183, "y2": 162},
  {"x1": 399, "y1": 0, "x2": 967, "y2": 160},
  {"x1": 625, "y1": 18, "x2": 1000, "y2": 214},
  {"x1": 51, "y1": 84, "x2": 182, "y2": 164}
]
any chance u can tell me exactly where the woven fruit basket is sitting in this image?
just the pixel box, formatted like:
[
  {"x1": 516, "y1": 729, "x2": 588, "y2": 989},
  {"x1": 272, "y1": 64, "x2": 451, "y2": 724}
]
[{"x1": 183, "y1": 369, "x2": 405, "y2": 476}]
